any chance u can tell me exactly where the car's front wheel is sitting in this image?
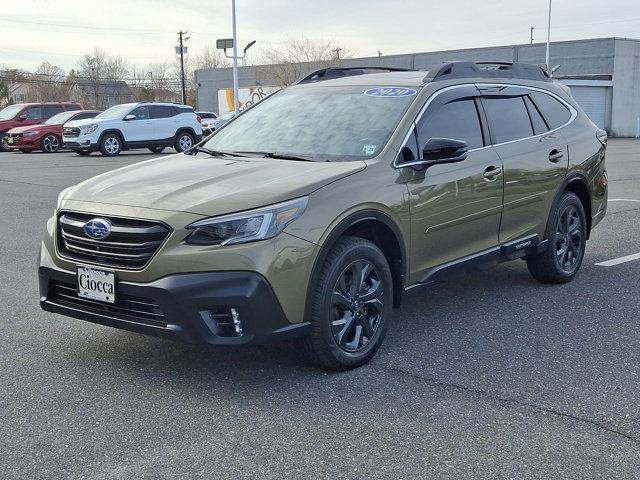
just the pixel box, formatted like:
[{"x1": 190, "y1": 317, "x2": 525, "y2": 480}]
[
  {"x1": 304, "y1": 236, "x2": 393, "y2": 371},
  {"x1": 99, "y1": 134, "x2": 122, "y2": 157},
  {"x1": 42, "y1": 134, "x2": 60, "y2": 153},
  {"x1": 526, "y1": 191, "x2": 587, "y2": 283},
  {"x1": 0, "y1": 133, "x2": 11, "y2": 152},
  {"x1": 174, "y1": 132, "x2": 194, "y2": 152}
]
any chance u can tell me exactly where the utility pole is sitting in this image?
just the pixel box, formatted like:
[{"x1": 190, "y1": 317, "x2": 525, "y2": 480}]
[
  {"x1": 378, "y1": 50, "x2": 383, "y2": 57},
  {"x1": 177, "y1": 30, "x2": 189, "y2": 104},
  {"x1": 332, "y1": 47, "x2": 342, "y2": 60},
  {"x1": 530, "y1": 26, "x2": 535, "y2": 44},
  {"x1": 545, "y1": 0, "x2": 552, "y2": 74}
]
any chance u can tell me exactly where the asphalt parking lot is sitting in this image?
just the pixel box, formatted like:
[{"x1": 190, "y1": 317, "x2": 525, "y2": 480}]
[{"x1": 1, "y1": 140, "x2": 639, "y2": 479}]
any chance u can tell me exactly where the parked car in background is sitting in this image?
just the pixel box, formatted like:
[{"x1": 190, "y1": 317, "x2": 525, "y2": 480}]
[
  {"x1": 0, "y1": 102, "x2": 83, "y2": 151},
  {"x1": 203, "y1": 111, "x2": 234, "y2": 136},
  {"x1": 63, "y1": 102, "x2": 202, "y2": 156},
  {"x1": 6, "y1": 110, "x2": 101, "y2": 153},
  {"x1": 195, "y1": 111, "x2": 217, "y2": 120}
]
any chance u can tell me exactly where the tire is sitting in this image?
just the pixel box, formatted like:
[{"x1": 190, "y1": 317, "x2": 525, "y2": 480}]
[
  {"x1": 174, "y1": 131, "x2": 194, "y2": 152},
  {"x1": 99, "y1": 133, "x2": 122, "y2": 157},
  {"x1": 0, "y1": 133, "x2": 11, "y2": 152},
  {"x1": 41, "y1": 134, "x2": 60, "y2": 153},
  {"x1": 148, "y1": 146, "x2": 165, "y2": 154},
  {"x1": 526, "y1": 191, "x2": 587, "y2": 284},
  {"x1": 303, "y1": 236, "x2": 393, "y2": 371},
  {"x1": 75, "y1": 150, "x2": 92, "y2": 156}
]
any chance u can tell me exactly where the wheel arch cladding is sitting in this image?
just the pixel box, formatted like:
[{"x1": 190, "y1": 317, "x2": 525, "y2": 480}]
[
  {"x1": 100, "y1": 129, "x2": 125, "y2": 144},
  {"x1": 564, "y1": 177, "x2": 592, "y2": 238},
  {"x1": 305, "y1": 210, "x2": 407, "y2": 322}
]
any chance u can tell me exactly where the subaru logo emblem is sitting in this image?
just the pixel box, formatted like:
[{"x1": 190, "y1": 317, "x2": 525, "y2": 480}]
[{"x1": 83, "y1": 218, "x2": 112, "y2": 240}]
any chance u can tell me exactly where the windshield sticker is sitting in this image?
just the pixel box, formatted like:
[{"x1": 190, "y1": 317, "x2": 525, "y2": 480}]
[
  {"x1": 363, "y1": 145, "x2": 377, "y2": 155},
  {"x1": 364, "y1": 87, "x2": 417, "y2": 98}
]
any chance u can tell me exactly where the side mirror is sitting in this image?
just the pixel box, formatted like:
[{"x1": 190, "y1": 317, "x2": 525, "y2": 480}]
[
  {"x1": 422, "y1": 137, "x2": 468, "y2": 164},
  {"x1": 124, "y1": 114, "x2": 137, "y2": 121},
  {"x1": 18, "y1": 114, "x2": 27, "y2": 120}
]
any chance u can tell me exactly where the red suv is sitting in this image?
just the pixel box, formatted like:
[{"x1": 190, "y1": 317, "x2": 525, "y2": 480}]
[
  {"x1": 6, "y1": 110, "x2": 100, "y2": 153},
  {"x1": 0, "y1": 102, "x2": 82, "y2": 152}
]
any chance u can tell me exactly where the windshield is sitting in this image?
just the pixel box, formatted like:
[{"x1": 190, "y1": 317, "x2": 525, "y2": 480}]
[
  {"x1": 203, "y1": 85, "x2": 419, "y2": 161},
  {"x1": 44, "y1": 111, "x2": 78, "y2": 125},
  {"x1": 95, "y1": 104, "x2": 132, "y2": 120},
  {"x1": 0, "y1": 104, "x2": 24, "y2": 121}
]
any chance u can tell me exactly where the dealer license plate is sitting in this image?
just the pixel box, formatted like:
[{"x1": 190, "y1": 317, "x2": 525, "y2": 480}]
[{"x1": 77, "y1": 267, "x2": 116, "y2": 303}]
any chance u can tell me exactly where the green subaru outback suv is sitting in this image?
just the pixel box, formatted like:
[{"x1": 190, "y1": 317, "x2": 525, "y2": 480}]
[{"x1": 39, "y1": 62, "x2": 608, "y2": 370}]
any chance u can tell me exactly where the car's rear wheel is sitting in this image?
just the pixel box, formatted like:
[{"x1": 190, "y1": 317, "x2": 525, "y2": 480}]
[
  {"x1": 174, "y1": 132, "x2": 194, "y2": 152},
  {"x1": 303, "y1": 236, "x2": 393, "y2": 371},
  {"x1": 149, "y1": 146, "x2": 165, "y2": 154},
  {"x1": 526, "y1": 192, "x2": 587, "y2": 283},
  {"x1": 42, "y1": 134, "x2": 60, "y2": 153},
  {"x1": 99, "y1": 134, "x2": 122, "y2": 157}
]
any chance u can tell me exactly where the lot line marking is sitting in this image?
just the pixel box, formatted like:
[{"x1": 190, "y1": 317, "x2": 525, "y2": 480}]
[
  {"x1": 609, "y1": 199, "x2": 640, "y2": 202},
  {"x1": 596, "y1": 252, "x2": 640, "y2": 267}
]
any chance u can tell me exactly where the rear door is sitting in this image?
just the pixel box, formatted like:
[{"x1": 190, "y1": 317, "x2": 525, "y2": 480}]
[
  {"x1": 404, "y1": 86, "x2": 504, "y2": 281},
  {"x1": 479, "y1": 85, "x2": 570, "y2": 242},
  {"x1": 149, "y1": 105, "x2": 175, "y2": 140}
]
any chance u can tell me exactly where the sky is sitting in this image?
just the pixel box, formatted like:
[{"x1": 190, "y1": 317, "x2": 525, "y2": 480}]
[{"x1": 1, "y1": 0, "x2": 639, "y2": 73}]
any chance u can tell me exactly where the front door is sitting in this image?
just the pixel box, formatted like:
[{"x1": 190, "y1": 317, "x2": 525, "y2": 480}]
[
  {"x1": 125, "y1": 105, "x2": 156, "y2": 142},
  {"x1": 403, "y1": 86, "x2": 504, "y2": 283}
]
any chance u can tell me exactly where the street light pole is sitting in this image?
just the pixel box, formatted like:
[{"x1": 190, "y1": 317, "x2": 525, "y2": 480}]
[
  {"x1": 231, "y1": 0, "x2": 240, "y2": 116},
  {"x1": 545, "y1": 0, "x2": 552, "y2": 75}
]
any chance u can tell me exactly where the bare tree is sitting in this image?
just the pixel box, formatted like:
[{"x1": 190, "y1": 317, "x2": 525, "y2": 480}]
[
  {"x1": 260, "y1": 37, "x2": 354, "y2": 85},
  {"x1": 77, "y1": 48, "x2": 130, "y2": 107},
  {"x1": 193, "y1": 45, "x2": 231, "y2": 71},
  {"x1": 27, "y1": 62, "x2": 68, "y2": 102}
]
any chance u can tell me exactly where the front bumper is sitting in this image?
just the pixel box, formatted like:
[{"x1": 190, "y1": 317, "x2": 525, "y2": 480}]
[
  {"x1": 39, "y1": 265, "x2": 310, "y2": 345},
  {"x1": 63, "y1": 136, "x2": 95, "y2": 151}
]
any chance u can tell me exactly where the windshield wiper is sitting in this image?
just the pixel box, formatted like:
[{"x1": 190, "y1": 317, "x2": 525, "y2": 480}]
[
  {"x1": 237, "y1": 151, "x2": 315, "y2": 162},
  {"x1": 188, "y1": 147, "x2": 248, "y2": 158}
]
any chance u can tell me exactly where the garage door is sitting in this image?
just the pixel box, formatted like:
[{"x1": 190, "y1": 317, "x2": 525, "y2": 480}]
[{"x1": 568, "y1": 86, "x2": 607, "y2": 129}]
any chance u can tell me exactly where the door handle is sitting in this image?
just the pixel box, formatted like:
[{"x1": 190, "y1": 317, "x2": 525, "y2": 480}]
[
  {"x1": 483, "y1": 166, "x2": 502, "y2": 181},
  {"x1": 549, "y1": 149, "x2": 564, "y2": 163}
]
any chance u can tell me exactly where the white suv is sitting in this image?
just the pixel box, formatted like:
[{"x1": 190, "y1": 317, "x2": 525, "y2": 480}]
[{"x1": 63, "y1": 102, "x2": 202, "y2": 156}]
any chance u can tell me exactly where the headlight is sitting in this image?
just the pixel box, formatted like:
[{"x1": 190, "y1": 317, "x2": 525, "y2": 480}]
[
  {"x1": 56, "y1": 186, "x2": 74, "y2": 210},
  {"x1": 80, "y1": 124, "x2": 98, "y2": 135},
  {"x1": 185, "y1": 197, "x2": 308, "y2": 246},
  {"x1": 23, "y1": 130, "x2": 39, "y2": 136}
]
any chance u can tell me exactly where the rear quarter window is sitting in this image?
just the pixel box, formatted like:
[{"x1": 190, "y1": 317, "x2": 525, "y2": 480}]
[{"x1": 529, "y1": 91, "x2": 571, "y2": 130}]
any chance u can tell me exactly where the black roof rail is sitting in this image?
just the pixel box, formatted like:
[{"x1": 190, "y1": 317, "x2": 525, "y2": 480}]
[
  {"x1": 423, "y1": 61, "x2": 550, "y2": 83},
  {"x1": 295, "y1": 66, "x2": 414, "y2": 84}
]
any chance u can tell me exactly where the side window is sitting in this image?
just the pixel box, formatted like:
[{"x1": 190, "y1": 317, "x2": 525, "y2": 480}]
[
  {"x1": 25, "y1": 107, "x2": 43, "y2": 119},
  {"x1": 416, "y1": 99, "x2": 484, "y2": 150},
  {"x1": 43, "y1": 106, "x2": 64, "y2": 118},
  {"x1": 483, "y1": 97, "x2": 534, "y2": 144},
  {"x1": 150, "y1": 105, "x2": 173, "y2": 119},
  {"x1": 66, "y1": 104, "x2": 82, "y2": 112},
  {"x1": 524, "y1": 96, "x2": 549, "y2": 135},
  {"x1": 130, "y1": 106, "x2": 150, "y2": 120},
  {"x1": 529, "y1": 91, "x2": 571, "y2": 130}
]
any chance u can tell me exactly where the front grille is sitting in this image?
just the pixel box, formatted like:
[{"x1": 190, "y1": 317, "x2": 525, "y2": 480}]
[
  {"x1": 57, "y1": 211, "x2": 171, "y2": 270},
  {"x1": 48, "y1": 280, "x2": 167, "y2": 328},
  {"x1": 63, "y1": 127, "x2": 80, "y2": 137}
]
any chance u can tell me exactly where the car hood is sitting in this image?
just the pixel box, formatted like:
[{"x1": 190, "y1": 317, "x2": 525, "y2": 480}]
[
  {"x1": 8, "y1": 123, "x2": 52, "y2": 134},
  {"x1": 64, "y1": 117, "x2": 111, "y2": 128},
  {"x1": 66, "y1": 152, "x2": 366, "y2": 216}
]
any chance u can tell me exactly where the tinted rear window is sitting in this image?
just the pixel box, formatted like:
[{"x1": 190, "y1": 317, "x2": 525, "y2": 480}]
[
  {"x1": 483, "y1": 96, "x2": 534, "y2": 144},
  {"x1": 529, "y1": 91, "x2": 571, "y2": 129},
  {"x1": 524, "y1": 96, "x2": 549, "y2": 135}
]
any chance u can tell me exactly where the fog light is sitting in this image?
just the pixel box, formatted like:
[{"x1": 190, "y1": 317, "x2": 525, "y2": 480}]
[{"x1": 231, "y1": 307, "x2": 242, "y2": 335}]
